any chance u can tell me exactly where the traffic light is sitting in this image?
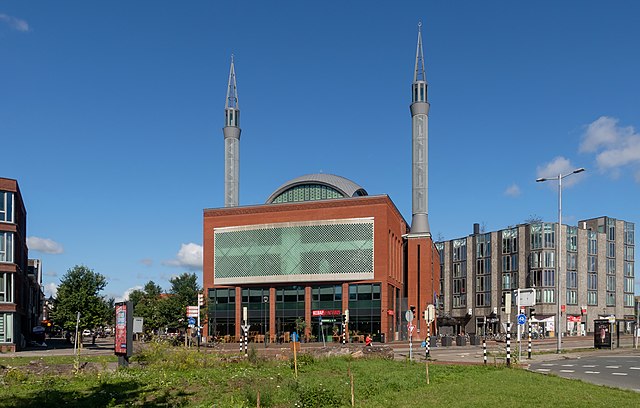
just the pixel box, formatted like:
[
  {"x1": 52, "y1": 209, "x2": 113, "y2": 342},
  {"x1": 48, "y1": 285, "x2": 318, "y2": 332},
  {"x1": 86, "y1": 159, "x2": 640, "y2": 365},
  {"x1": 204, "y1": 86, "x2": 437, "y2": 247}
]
[
  {"x1": 529, "y1": 308, "x2": 536, "y2": 318},
  {"x1": 198, "y1": 293, "x2": 204, "y2": 307}
]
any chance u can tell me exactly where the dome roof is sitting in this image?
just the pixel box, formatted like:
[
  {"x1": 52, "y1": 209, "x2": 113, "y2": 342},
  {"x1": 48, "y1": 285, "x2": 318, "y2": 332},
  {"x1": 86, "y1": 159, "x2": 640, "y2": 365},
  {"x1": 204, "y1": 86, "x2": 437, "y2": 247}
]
[{"x1": 266, "y1": 173, "x2": 368, "y2": 204}]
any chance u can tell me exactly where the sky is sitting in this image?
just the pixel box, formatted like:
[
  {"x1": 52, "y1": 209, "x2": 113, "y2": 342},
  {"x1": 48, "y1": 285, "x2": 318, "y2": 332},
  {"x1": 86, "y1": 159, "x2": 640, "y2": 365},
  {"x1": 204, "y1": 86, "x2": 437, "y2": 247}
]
[{"x1": 1, "y1": 1, "x2": 639, "y2": 300}]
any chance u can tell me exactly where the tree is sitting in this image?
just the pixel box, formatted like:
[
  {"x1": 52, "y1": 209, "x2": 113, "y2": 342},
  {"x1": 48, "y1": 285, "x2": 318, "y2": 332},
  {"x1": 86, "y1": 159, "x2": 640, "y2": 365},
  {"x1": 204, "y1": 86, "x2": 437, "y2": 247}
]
[
  {"x1": 130, "y1": 281, "x2": 164, "y2": 334},
  {"x1": 161, "y1": 273, "x2": 200, "y2": 330},
  {"x1": 51, "y1": 265, "x2": 110, "y2": 331}
]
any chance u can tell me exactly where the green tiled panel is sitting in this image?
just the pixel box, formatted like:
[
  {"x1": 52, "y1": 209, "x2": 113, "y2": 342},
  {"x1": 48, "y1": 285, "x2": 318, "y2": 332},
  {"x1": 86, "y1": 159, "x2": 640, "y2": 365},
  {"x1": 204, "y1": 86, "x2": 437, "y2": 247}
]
[{"x1": 214, "y1": 221, "x2": 373, "y2": 279}]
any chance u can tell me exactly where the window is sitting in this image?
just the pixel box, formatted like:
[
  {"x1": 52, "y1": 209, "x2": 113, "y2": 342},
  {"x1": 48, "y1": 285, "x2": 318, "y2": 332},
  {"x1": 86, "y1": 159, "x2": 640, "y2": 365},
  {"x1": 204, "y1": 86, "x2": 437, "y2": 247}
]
[
  {"x1": 566, "y1": 271, "x2": 577, "y2": 289},
  {"x1": 588, "y1": 256, "x2": 597, "y2": 273},
  {"x1": 624, "y1": 277, "x2": 634, "y2": 293},
  {"x1": 476, "y1": 292, "x2": 490, "y2": 307},
  {"x1": 502, "y1": 273, "x2": 517, "y2": 290},
  {"x1": 542, "y1": 269, "x2": 555, "y2": 287},
  {"x1": 587, "y1": 274, "x2": 598, "y2": 290},
  {"x1": 588, "y1": 232, "x2": 597, "y2": 255},
  {"x1": 502, "y1": 254, "x2": 517, "y2": 272},
  {"x1": 606, "y1": 292, "x2": 615, "y2": 306},
  {"x1": 624, "y1": 245, "x2": 634, "y2": 261},
  {"x1": 624, "y1": 293, "x2": 634, "y2": 307},
  {"x1": 452, "y1": 239, "x2": 467, "y2": 261},
  {"x1": 566, "y1": 226, "x2": 577, "y2": 252},
  {"x1": 0, "y1": 273, "x2": 13, "y2": 302},
  {"x1": 566, "y1": 290, "x2": 577, "y2": 305},
  {"x1": 624, "y1": 222, "x2": 634, "y2": 245},
  {"x1": 607, "y1": 218, "x2": 616, "y2": 241},
  {"x1": 587, "y1": 291, "x2": 597, "y2": 306},
  {"x1": 543, "y1": 223, "x2": 556, "y2": 248},
  {"x1": 607, "y1": 258, "x2": 615, "y2": 275},
  {"x1": 501, "y1": 228, "x2": 518, "y2": 254},
  {"x1": 0, "y1": 232, "x2": 13, "y2": 263},
  {"x1": 624, "y1": 262, "x2": 634, "y2": 277},
  {"x1": 475, "y1": 275, "x2": 490, "y2": 292},
  {"x1": 0, "y1": 312, "x2": 13, "y2": 343},
  {"x1": 530, "y1": 223, "x2": 543, "y2": 250},
  {"x1": 0, "y1": 192, "x2": 13, "y2": 223},
  {"x1": 541, "y1": 289, "x2": 555, "y2": 304},
  {"x1": 476, "y1": 233, "x2": 491, "y2": 258},
  {"x1": 606, "y1": 276, "x2": 615, "y2": 291},
  {"x1": 566, "y1": 252, "x2": 577, "y2": 271},
  {"x1": 607, "y1": 242, "x2": 615, "y2": 258}
]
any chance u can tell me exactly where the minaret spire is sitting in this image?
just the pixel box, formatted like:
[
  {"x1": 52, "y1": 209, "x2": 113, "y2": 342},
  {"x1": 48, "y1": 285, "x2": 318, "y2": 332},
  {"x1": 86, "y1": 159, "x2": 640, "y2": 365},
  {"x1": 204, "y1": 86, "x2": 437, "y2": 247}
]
[
  {"x1": 223, "y1": 55, "x2": 241, "y2": 207},
  {"x1": 409, "y1": 21, "x2": 430, "y2": 236}
]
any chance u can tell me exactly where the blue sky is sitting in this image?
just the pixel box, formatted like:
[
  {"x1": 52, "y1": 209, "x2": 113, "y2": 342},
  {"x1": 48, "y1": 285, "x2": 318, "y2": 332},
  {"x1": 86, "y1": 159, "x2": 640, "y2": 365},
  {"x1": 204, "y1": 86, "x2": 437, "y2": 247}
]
[{"x1": 1, "y1": 1, "x2": 639, "y2": 299}]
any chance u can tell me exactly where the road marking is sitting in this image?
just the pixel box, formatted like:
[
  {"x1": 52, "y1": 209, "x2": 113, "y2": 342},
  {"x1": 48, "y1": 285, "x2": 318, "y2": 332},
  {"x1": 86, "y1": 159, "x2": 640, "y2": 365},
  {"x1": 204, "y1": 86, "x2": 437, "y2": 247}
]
[
  {"x1": 605, "y1": 365, "x2": 620, "y2": 369},
  {"x1": 536, "y1": 369, "x2": 551, "y2": 372},
  {"x1": 582, "y1": 365, "x2": 597, "y2": 368},
  {"x1": 559, "y1": 370, "x2": 575, "y2": 373},
  {"x1": 541, "y1": 363, "x2": 556, "y2": 366},
  {"x1": 629, "y1": 367, "x2": 640, "y2": 370},
  {"x1": 561, "y1": 364, "x2": 575, "y2": 367},
  {"x1": 584, "y1": 371, "x2": 600, "y2": 374},
  {"x1": 611, "y1": 373, "x2": 627, "y2": 376}
]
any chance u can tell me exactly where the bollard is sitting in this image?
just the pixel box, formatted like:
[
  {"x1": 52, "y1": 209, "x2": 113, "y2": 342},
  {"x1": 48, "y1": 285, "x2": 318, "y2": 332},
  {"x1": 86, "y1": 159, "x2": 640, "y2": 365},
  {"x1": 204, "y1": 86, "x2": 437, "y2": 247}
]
[
  {"x1": 506, "y1": 324, "x2": 512, "y2": 366},
  {"x1": 426, "y1": 325, "x2": 430, "y2": 359},
  {"x1": 483, "y1": 337, "x2": 487, "y2": 365},
  {"x1": 527, "y1": 321, "x2": 532, "y2": 360}
]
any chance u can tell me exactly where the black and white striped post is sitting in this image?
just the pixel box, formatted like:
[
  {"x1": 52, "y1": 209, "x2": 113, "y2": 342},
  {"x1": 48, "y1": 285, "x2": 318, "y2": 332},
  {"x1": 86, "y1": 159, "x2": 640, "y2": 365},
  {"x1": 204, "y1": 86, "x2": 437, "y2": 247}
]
[
  {"x1": 528, "y1": 321, "x2": 532, "y2": 359},
  {"x1": 483, "y1": 336, "x2": 487, "y2": 365},
  {"x1": 426, "y1": 324, "x2": 431, "y2": 359},
  {"x1": 506, "y1": 322, "x2": 511, "y2": 367}
]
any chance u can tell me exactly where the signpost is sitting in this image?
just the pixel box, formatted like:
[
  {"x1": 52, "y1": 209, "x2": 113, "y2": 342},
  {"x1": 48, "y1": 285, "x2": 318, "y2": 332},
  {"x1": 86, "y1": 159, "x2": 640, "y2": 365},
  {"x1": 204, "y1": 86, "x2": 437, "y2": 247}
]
[
  {"x1": 406, "y1": 310, "x2": 414, "y2": 361},
  {"x1": 424, "y1": 304, "x2": 435, "y2": 359}
]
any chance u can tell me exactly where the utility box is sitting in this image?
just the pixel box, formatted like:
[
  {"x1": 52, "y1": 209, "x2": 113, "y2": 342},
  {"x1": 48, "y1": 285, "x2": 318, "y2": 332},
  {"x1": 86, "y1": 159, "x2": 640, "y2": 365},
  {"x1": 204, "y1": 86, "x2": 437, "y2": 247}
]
[{"x1": 593, "y1": 319, "x2": 612, "y2": 349}]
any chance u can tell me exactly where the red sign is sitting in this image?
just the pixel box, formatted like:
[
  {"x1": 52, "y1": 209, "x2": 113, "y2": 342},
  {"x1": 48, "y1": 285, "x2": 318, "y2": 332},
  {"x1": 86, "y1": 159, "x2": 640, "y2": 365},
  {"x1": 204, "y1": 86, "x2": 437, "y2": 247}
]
[
  {"x1": 387, "y1": 310, "x2": 394, "y2": 316},
  {"x1": 567, "y1": 315, "x2": 581, "y2": 322},
  {"x1": 581, "y1": 308, "x2": 587, "y2": 314},
  {"x1": 561, "y1": 305, "x2": 566, "y2": 312},
  {"x1": 312, "y1": 309, "x2": 341, "y2": 317},
  {"x1": 115, "y1": 303, "x2": 127, "y2": 355}
]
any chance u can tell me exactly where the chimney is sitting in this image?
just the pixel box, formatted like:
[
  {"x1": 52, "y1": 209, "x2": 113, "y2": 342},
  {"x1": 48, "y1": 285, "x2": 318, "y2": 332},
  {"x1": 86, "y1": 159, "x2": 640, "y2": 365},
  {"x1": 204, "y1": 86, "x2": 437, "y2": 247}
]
[{"x1": 473, "y1": 223, "x2": 480, "y2": 235}]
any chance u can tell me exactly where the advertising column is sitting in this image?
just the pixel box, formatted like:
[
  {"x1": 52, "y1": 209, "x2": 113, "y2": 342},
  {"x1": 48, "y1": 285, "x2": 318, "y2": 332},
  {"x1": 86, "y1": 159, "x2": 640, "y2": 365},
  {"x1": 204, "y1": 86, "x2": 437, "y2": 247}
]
[{"x1": 115, "y1": 301, "x2": 133, "y2": 367}]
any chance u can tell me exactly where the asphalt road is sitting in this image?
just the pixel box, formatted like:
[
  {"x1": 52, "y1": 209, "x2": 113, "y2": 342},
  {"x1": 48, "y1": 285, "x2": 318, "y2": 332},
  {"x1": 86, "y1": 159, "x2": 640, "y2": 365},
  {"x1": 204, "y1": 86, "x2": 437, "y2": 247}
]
[{"x1": 529, "y1": 355, "x2": 640, "y2": 392}]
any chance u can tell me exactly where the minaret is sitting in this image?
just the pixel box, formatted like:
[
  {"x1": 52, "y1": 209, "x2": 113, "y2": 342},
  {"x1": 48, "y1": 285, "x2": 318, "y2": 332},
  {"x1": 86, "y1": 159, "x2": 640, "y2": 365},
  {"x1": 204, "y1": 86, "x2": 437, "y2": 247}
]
[
  {"x1": 223, "y1": 55, "x2": 241, "y2": 207},
  {"x1": 409, "y1": 22, "x2": 430, "y2": 236}
]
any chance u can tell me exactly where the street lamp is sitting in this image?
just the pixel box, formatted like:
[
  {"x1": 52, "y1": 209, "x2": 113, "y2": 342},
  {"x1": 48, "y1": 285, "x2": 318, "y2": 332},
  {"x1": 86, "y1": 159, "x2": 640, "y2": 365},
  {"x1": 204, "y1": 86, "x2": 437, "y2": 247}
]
[{"x1": 536, "y1": 167, "x2": 585, "y2": 353}]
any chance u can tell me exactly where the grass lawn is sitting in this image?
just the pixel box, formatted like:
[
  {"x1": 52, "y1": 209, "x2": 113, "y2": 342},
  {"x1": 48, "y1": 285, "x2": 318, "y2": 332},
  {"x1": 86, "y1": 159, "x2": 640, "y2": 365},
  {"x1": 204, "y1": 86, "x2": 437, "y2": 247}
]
[{"x1": 1, "y1": 343, "x2": 638, "y2": 407}]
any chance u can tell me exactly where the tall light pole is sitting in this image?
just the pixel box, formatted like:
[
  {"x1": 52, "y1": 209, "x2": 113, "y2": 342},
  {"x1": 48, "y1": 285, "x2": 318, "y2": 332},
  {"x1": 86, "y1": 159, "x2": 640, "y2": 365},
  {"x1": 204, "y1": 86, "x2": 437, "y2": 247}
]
[{"x1": 536, "y1": 167, "x2": 585, "y2": 353}]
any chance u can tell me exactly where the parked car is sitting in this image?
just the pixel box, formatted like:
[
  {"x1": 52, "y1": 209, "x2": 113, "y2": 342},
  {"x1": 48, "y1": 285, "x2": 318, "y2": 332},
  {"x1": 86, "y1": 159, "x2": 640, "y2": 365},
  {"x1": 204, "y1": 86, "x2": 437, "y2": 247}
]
[{"x1": 82, "y1": 329, "x2": 92, "y2": 337}]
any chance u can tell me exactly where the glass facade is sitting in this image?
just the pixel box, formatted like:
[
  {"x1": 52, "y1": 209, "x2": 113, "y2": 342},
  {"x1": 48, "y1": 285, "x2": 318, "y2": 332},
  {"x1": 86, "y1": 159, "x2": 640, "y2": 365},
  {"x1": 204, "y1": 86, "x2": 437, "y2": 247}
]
[
  {"x1": 271, "y1": 184, "x2": 345, "y2": 204},
  {"x1": 214, "y1": 219, "x2": 374, "y2": 283},
  {"x1": 208, "y1": 288, "x2": 236, "y2": 338},
  {"x1": 348, "y1": 283, "x2": 381, "y2": 341},
  {"x1": 452, "y1": 238, "x2": 467, "y2": 308},
  {"x1": 475, "y1": 234, "x2": 491, "y2": 307}
]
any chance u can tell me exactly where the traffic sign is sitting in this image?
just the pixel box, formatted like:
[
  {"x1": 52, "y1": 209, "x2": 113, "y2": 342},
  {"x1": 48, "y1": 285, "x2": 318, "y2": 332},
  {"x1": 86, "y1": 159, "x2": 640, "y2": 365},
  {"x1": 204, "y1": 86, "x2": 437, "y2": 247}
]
[
  {"x1": 405, "y1": 310, "x2": 414, "y2": 322},
  {"x1": 186, "y1": 306, "x2": 199, "y2": 318},
  {"x1": 241, "y1": 324, "x2": 250, "y2": 333},
  {"x1": 517, "y1": 314, "x2": 527, "y2": 325},
  {"x1": 188, "y1": 317, "x2": 196, "y2": 326}
]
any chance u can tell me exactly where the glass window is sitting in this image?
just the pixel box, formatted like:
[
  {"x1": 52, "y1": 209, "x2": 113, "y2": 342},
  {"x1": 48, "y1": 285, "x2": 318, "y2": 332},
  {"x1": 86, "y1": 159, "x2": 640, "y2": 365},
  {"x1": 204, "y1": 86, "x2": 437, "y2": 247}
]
[
  {"x1": 588, "y1": 256, "x2": 597, "y2": 273},
  {"x1": 624, "y1": 222, "x2": 634, "y2": 245},
  {"x1": 606, "y1": 276, "x2": 616, "y2": 291},
  {"x1": 624, "y1": 262, "x2": 634, "y2": 277},
  {"x1": 566, "y1": 290, "x2": 577, "y2": 305},
  {"x1": 453, "y1": 239, "x2": 467, "y2": 261},
  {"x1": 607, "y1": 258, "x2": 615, "y2": 275},
  {"x1": 606, "y1": 292, "x2": 615, "y2": 306},
  {"x1": 607, "y1": 242, "x2": 615, "y2": 258},
  {"x1": 0, "y1": 192, "x2": 13, "y2": 223},
  {"x1": 587, "y1": 274, "x2": 598, "y2": 290},
  {"x1": 624, "y1": 245, "x2": 634, "y2": 261},
  {"x1": 566, "y1": 226, "x2": 577, "y2": 252},
  {"x1": 0, "y1": 313, "x2": 13, "y2": 343},
  {"x1": 501, "y1": 228, "x2": 518, "y2": 254},
  {"x1": 0, "y1": 232, "x2": 13, "y2": 263},
  {"x1": 566, "y1": 271, "x2": 577, "y2": 289},
  {"x1": 0, "y1": 273, "x2": 13, "y2": 302},
  {"x1": 588, "y1": 232, "x2": 597, "y2": 255},
  {"x1": 587, "y1": 291, "x2": 597, "y2": 306},
  {"x1": 624, "y1": 293, "x2": 634, "y2": 307}
]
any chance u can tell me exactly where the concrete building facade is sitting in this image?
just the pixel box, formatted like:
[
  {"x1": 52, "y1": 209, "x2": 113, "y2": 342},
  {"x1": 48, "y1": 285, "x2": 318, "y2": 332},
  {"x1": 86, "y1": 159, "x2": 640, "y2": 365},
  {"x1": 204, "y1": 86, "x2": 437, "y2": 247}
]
[{"x1": 435, "y1": 218, "x2": 635, "y2": 336}]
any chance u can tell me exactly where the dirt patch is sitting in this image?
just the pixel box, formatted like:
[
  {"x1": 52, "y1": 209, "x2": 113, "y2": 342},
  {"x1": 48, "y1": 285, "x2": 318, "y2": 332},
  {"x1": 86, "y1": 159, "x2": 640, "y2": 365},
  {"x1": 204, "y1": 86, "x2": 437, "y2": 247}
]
[{"x1": 0, "y1": 360, "x2": 118, "y2": 377}]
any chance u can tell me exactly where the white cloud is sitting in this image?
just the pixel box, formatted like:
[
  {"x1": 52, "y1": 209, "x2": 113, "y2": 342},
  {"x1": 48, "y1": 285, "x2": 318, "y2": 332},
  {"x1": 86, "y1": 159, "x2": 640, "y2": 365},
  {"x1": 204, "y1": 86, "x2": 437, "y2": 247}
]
[
  {"x1": 504, "y1": 183, "x2": 521, "y2": 197},
  {"x1": 44, "y1": 282, "x2": 58, "y2": 298},
  {"x1": 114, "y1": 285, "x2": 143, "y2": 303},
  {"x1": 27, "y1": 237, "x2": 64, "y2": 254},
  {"x1": 140, "y1": 258, "x2": 153, "y2": 267},
  {"x1": 0, "y1": 13, "x2": 29, "y2": 32},
  {"x1": 163, "y1": 243, "x2": 203, "y2": 270},
  {"x1": 44, "y1": 270, "x2": 58, "y2": 277},
  {"x1": 580, "y1": 116, "x2": 640, "y2": 177},
  {"x1": 536, "y1": 156, "x2": 584, "y2": 188}
]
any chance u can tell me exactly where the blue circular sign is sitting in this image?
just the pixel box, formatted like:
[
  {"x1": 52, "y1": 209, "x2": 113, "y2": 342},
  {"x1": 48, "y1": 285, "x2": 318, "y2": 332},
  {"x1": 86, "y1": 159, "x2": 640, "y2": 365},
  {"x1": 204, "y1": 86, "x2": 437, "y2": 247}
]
[
  {"x1": 188, "y1": 317, "x2": 196, "y2": 325},
  {"x1": 517, "y1": 314, "x2": 527, "y2": 325}
]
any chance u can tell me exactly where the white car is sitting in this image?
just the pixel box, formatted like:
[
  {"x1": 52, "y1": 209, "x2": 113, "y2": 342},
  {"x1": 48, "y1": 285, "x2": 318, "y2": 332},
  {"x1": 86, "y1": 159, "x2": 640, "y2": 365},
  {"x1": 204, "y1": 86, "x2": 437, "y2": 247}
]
[{"x1": 82, "y1": 329, "x2": 92, "y2": 337}]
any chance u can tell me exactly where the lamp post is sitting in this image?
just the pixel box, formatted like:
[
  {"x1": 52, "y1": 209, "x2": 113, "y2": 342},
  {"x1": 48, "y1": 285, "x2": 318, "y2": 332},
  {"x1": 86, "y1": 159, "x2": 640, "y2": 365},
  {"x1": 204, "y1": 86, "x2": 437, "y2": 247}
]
[{"x1": 536, "y1": 167, "x2": 585, "y2": 353}]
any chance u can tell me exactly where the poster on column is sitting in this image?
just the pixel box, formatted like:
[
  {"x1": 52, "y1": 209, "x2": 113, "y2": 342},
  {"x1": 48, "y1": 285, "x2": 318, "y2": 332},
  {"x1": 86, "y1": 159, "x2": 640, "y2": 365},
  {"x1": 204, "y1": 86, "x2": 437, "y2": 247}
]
[{"x1": 115, "y1": 303, "x2": 127, "y2": 354}]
